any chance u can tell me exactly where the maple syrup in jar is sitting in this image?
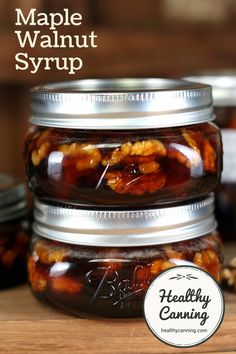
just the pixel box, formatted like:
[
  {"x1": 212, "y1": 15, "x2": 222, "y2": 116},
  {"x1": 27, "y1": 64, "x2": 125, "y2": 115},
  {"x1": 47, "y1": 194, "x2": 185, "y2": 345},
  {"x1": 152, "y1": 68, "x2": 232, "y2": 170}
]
[
  {"x1": 24, "y1": 79, "x2": 222, "y2": 208},
  {"x1": 28, "y1": 196, "x2": 222, "y2": 317},
  {"x1": 0, "y1": 174, "x2": 31, "y2": 288},
  {"x1": 186, "y1": 72, "x2": 236, "y2": 240}
]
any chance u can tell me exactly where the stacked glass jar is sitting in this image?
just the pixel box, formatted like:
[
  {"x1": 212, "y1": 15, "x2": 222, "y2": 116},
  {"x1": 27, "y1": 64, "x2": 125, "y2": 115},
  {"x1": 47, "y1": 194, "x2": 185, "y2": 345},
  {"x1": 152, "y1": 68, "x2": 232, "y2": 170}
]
[
  {"x1": 24, "y1": 79, "x2": 223, "y2": 317},
  {"x1": 185, "y1": 72, "x2": 236, "y2": 241},
  {"x1": 0, "y1": 173, "x2": 31, "y2": 288}
]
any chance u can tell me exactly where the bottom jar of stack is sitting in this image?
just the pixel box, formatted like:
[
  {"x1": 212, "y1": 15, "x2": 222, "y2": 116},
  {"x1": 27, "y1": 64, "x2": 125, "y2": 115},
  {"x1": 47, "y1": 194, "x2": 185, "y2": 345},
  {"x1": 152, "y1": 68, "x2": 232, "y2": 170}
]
[
  {"x1": 28, "y1": 196, "x2": 222, "y2": 318},
  {"x1": 0, "y1": 174, "x2": 31, "y2": 288}
]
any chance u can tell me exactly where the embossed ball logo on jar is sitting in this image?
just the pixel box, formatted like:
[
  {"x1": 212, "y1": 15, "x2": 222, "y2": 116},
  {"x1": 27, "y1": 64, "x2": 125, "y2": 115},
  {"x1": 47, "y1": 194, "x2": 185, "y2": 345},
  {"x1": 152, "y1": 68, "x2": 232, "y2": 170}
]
[{"x1": 144, "y1": 266, "x2": 225, "y2": 347}]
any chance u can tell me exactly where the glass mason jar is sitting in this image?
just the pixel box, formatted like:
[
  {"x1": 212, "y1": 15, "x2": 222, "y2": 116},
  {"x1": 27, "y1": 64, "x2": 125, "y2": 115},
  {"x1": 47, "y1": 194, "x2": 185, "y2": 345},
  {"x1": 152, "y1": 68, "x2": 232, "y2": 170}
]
[
  {"x1": 28, "y1": 196, "x2": 222, "y2": 318},
  {"x1": 24, "y1": 79, "x2": 222, "y2": 208},
  {"x1": 0, "y1": 174, "x2": 31, "y2": 288},
  {"x1": 185, "y1": 72, "x2": 236, "y2": 240}
]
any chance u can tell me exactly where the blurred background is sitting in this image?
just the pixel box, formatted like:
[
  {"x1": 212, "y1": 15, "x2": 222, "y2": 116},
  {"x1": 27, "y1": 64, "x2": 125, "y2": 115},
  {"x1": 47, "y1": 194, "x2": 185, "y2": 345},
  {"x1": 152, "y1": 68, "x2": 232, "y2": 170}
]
[{"x1": 1, "y1": 0, "x2": 236, "y2": 179}]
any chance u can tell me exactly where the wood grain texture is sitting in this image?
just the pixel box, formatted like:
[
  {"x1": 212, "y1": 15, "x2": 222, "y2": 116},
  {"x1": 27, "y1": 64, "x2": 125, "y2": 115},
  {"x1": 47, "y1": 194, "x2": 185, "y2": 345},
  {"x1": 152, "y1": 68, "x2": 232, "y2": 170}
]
[
  {"x1": 0, "y1": 246, "x2": 235, "y2": 354},
  {"x1": 0, "y1": 289, "x2": 235, "y2": 354}
]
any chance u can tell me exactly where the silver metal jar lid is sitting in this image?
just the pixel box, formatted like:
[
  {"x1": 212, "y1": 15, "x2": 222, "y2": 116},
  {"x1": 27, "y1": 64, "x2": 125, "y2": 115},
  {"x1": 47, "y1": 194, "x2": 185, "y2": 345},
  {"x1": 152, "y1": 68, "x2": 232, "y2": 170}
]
[
  {"x1": 33, "y1": 195, "x2": 216, "y2": 247},
  {"x1": 0, "y1": 200, "x2": 28, "y2": 223},
  {"x1": 30, "y1": 78, "x2": 213, "y2": 130},
  {"x1": 0, "y1": 173, "x2": 27, "y2": 222},
  {"x1": 185, "y1": 71, "x2": 236, "y2": 107}
]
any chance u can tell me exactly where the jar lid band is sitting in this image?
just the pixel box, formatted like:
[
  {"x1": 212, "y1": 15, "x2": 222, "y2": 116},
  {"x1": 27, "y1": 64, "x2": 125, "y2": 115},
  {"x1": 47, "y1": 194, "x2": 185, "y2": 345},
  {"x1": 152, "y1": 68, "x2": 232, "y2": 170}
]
[
  {"x1": 34, "y1": 195, "x2": 217, "y2": 247},
  {"x1": 185, "y1": 71, "x2": 236, "y2": 106},
  {"x1": 0, "y1": 200, "x2": 28, "y2": 223},
  {"x1": 0, "y1": 173, "x2": 26, "y2": 206},
  {"x1": 33, "y1": 219, "x2": 217, "y2": 247},
  {"x1": 30, "y1": 78, "x2": 213, "y2": 129}
]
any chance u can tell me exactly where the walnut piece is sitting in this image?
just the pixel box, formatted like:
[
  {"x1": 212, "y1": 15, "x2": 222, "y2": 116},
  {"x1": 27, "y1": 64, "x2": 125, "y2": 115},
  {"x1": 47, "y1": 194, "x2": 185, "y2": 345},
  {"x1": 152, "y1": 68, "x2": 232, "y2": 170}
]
[
  {"x1": 58, "y1": 143, "x2": 102, "y2": 171},
  {"x1": 203, "y1": 140, "x2": 217, "y2": 173},
  {"x1": 222, "y1": 257, "x2": 236, "y2": 292},
  {"x1": 105, "y1": 171, "x2": 166, "y2": 195},
  {"x1": 167, "y1": 142, "x2": 202, "y2": 170},
  {"x1": 102, "y1": 139, "x2": 166, "y2": 166},
  {"x1": 193, "y1": 250, "x2": 221, "y2": 282},
  {"x1": 50, "y1": 276, "x2": 83, "y2": 294},
  {"x1": 167, "y1": 130, "x2": 204, "y2": 170},
  {"x1": 31, "y1": 129, "x2": 54, "y2": 166},
  {"x1": 32, "y1": 142, "x2": 50, "y2": 166},
  {"x1": 139, "y1": 161, "x2": 160, "y2": 174},
  {"x1": 182, "y1": 129, "x2": 201, "y2": 155},
  {"x1": 164, "y1": 245, "x2": 185, "y2": 260},
  {"x1": 167, "y1": 146, "x2": 191, "y2": 168},
  {"x1": 35, "y1": 129, "x2": 53, "y2": 147},
  {"x1": 35, "y1": 241, "x2": 66, "y2": 264},
  {"x1": 151, "y1": 259, "x2": 175, "y2": 274},
  {"x1": 28, "y1": 256, "x2": 47, "y2": 292}
]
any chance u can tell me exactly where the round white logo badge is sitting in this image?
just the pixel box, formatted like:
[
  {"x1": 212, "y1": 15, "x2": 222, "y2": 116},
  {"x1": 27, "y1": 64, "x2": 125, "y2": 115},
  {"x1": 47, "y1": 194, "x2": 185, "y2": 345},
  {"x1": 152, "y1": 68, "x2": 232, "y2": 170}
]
[{"x1": 144, "y1": 266, "x2": 224, "y2": 348}]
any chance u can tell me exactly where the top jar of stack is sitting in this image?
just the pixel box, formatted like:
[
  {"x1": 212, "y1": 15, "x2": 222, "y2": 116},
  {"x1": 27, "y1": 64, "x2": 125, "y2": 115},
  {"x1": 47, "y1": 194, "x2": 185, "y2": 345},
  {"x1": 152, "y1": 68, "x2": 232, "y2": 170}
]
[{"x1": 24, "y1": 79, "x2": 222, "y2": 208}]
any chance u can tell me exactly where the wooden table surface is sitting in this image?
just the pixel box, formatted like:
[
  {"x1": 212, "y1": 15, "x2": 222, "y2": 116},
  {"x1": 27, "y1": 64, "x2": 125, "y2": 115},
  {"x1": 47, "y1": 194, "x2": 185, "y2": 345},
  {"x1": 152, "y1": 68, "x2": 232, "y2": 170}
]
[{"x1": 0, "y1": 245, "x2": 235, "y2": 354}]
